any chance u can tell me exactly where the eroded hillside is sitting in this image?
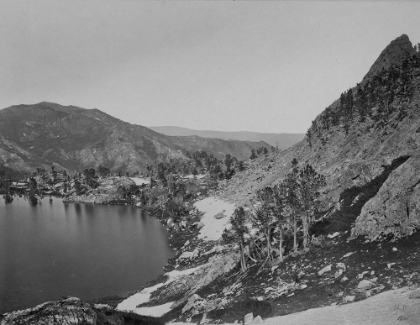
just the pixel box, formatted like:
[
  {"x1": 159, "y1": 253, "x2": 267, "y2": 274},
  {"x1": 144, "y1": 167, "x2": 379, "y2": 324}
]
[{"x1": 224, "y1": 34, "x2": 420, "y2": 240}]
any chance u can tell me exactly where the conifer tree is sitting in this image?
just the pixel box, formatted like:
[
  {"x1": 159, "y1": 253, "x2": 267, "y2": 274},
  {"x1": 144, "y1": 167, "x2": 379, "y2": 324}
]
[
  {"x1": 295, "y1": 165, "x2": 326, "y2": 250},
  {"x1": 230, "y1": 207, "x2": 249, "y2": 272}
]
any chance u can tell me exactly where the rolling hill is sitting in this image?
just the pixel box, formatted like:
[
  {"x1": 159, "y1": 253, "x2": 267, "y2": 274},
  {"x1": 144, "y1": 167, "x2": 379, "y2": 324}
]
[{"x1": 0, "y1": 102, "x2": 271, "y2": 175}]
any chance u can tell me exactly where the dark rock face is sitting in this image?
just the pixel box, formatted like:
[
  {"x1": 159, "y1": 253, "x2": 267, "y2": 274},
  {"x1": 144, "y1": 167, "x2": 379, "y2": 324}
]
[
  {"x1": 363, "y1": 34, "x2": 415, "y2": 80},
  {"x1": 0, "y1": 102, "x2": 271, "y2": 174}
]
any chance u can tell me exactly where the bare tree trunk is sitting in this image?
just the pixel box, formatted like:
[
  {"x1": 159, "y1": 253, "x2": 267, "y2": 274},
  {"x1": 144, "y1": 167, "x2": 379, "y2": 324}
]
[
  {"x1": 278, "y1": 227, "x2": 283, "y2": 262},
  {"x1": 302, "y1": 216, "x2": 309, "y2": 250},
  {"x1": 240, "y1": 241, "x2": 247, "y2": 272},
  {"x1": 293, "y1": 216, "x2": 298, "y2": 252},
  {"x1": 266, "y1": 228, "x2": 272, "y2": 261}
]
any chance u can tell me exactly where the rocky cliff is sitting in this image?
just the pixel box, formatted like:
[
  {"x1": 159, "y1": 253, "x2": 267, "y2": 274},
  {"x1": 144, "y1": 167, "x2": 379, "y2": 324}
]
[
  {"x1": 0, "y1": 102, "x2": 271, "y2": 175},
  {"x1": 224, "y1": 34, "x2": 420, "y2": 240}
]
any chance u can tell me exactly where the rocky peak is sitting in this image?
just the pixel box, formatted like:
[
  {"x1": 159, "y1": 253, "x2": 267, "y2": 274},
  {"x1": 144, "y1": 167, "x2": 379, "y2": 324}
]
[{"x1": 363, "y1": 34, "x2": 415, "y2": 81}]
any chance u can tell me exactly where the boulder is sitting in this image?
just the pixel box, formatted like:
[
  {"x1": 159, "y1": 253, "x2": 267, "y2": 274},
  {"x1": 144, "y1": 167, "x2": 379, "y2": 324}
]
[
  {"x1": 336, "y1": 262, "x2": 346, "y2": 271},
  {"x1": 193, "y1": 221, "x2": 205, "y2": 229},
  {"x1": 244, "y1": 312, "x2": 254, "y2": 325},
  {"x1": 182, "y1": 294, "x2": 203, "y2": 314},
  {"x1": 343, "y1": 295, "x2": 355, "y2": 303},
  {"x1": 252, "y1": 315, "x2": 264, "y2": 324},
  {"x1": 334, "y1": 269, "x2": 343, "y2": 278},
  {"x1": 327, "y1": 232, "x2": 340, "y2": 239},
  {"x1": 192, "y1": 248, "x2": 200, "y2": 258},
  {"x1": 214, "y1": 211, "x2": 227, "y2": 219},
  {"x1": 318, "y1": 264, "x2": 332, "y2": 276},
  {"x1": 357, "y1": 279, "x2": 374, "y2": 290},
  {"x1": 179, "y1": 251, "x2": 194, "y2": 260}
]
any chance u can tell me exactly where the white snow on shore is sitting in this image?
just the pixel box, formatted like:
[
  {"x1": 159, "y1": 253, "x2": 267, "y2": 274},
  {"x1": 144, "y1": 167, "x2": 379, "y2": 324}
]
[
  {"x1": 116, "y1": 282, "x2": 166, "y2": 313},
  {"x1": 116, "y1": 265, "x2": 204, "y2": 316},
  {"x1": 194, "y1": 197, "x2": 235, "y2": 241}
]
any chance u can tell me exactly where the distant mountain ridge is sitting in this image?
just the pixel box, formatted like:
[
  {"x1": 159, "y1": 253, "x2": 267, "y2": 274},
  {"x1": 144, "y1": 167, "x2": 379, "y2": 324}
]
[
  {"x1": 0, "y1": 102, "x2": 271, "y2": 174},
  {"x1": 149, "y1": 126, "x2": 304, "y2": 148}
]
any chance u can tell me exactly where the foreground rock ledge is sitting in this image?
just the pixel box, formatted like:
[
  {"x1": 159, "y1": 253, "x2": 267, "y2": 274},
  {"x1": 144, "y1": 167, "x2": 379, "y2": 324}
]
[{"x1": 0, "y1": 297, "x2": 163, "y2": 325}]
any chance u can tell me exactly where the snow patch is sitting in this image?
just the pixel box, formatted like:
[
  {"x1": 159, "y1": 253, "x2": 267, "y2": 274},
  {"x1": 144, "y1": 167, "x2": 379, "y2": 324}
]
[
  {"x1": 116, "y1": 265, "x2": 204, "y2": 316},
  {"x1": 194, "y1": 197, "x2": 235, "y2": 241},
  {"x1": 130, "y1": 177, "x2": 150, "y2": 185}
]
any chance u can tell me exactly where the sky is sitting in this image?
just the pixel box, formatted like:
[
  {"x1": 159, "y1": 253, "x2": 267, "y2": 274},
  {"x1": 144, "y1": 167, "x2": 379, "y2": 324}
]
[{"x1": 1, "y1": 1, "x2": 420, "y2": 134}]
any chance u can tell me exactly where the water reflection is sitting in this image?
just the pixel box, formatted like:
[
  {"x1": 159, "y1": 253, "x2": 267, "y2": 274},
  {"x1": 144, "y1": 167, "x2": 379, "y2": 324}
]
[{"x1": 0, "y1": 198, "x2": 174, "y2": 314}]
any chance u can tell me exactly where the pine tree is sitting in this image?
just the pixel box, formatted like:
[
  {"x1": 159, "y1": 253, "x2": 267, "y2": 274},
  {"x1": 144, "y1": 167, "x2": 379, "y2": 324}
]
[
  {"x1": 230, "y1": 207, "x2": 249, "y2": 272},
  {"x1": 295, "y1": 165, "x2": 326, "y2": 250}
]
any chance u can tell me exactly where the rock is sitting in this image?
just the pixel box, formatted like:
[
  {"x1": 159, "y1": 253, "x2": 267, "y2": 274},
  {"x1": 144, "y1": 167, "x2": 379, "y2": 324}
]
[
  {"x1": 353, "y1": 156, "x2": 420, "y2": 241},
  {"x1": 167, "y1": 217, "x2": 174, "y2": 227},
  {"x1": 244, "y1": 312, "x2": 254, "y2": 325},
  {"x1": 1, "y1": 297, "x2": 100, "y2": 325},
  {"x1": 193, "y1": 221, "x2": 205, "y2": 229},
  {"x1": 341, "y1": 276, "x2": 349, "y2": 282},
  {"x1": 179, "y1": 251, "x2": 194, "y2": 260},
  {"x1": 409, "y1": 290, "x2": 420, "y2": 299},
  {"x1": 358, "y1": 271, "x2": 369, "y2": 279},
  {"x1": 204, "y1": 247, "x2": 216, "y2": 255},
  {"x1": 392, "y1": 247, "x2": 398, "y2": 252},
  {"x1": 343, "y1": 295, "x2": 355, "y2": 303},
  {"x1": 336, "y1": 262, "x2": 346, "y2": 271},
  {"x1": 154, "y1": 251, "x2": 240, "y2": 308},
  {"x1": 334, "y1": 269, "x2": 343, "y2": 278},
  {"x1": 180, "y1": 220, "x2": 187, "y2": 229},
  {"x1": 192, "y1": 248, "x2": 200, "y2": 258},
  {"x1": 342, "y1": 252, "x2": 356, "y2": 258},
  {"x1": 182, "y1": 294, "x2": 203, "y2": 314},
  {"x1": 252, "y1": 315, "x2": 264, "y2": 324},
  {"x1": 387, "y1": 263, "x2": 396, "y2": 269},
  {"x1": 358, "y1": 279, "x2": 374, "y2": 290},
  {"x1": 214, "y1": 211, "x2": 227, "y2": 219},
  {"x1": 318, "y1": 264, "x2": 332, "y2": 276},
  {"x1": 327, "y1": 232, "x2": 340, "y2": 238}
]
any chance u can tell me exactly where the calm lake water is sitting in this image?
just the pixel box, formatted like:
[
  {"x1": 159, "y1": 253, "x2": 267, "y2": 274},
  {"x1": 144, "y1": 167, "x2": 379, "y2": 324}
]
[{"x1": 0, "y1": 197, "x2": 174, "y2": 314}]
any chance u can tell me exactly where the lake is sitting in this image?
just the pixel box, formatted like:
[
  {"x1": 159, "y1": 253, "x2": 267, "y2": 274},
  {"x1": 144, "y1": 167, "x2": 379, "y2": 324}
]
[{"x1": 0, "y1": 197, "x2": 174, "y2": 314}]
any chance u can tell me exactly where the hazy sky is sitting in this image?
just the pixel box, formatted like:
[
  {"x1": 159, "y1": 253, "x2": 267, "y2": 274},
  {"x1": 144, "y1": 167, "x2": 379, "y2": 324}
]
[{"x1": 1, "y1": 1, "x2": 420, "y2": 133}]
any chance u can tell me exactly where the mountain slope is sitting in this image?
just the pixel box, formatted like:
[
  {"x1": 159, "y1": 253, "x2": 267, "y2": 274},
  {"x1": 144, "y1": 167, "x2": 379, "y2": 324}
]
[
  {"x1": 149, "y1": 126, "x2": 304, "y2": 148},
  {"x1": 224, "y1": 34, "x2": 420, "y2": 240},
  {"x1": 0, "y1": 102, "x2": 271, "y2": 174}
]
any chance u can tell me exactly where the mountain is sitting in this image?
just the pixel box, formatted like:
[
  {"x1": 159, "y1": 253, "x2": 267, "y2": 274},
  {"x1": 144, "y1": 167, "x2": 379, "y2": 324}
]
[
  {"x1": 224, "y1": 34, "x2": 420, "y2": 241},
  {"x1": 0, "y1": 102, "x2": 271, "y2": 174},
  {"x1": 149, "y1": 126, "x2": 304, "y2": 148}
]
